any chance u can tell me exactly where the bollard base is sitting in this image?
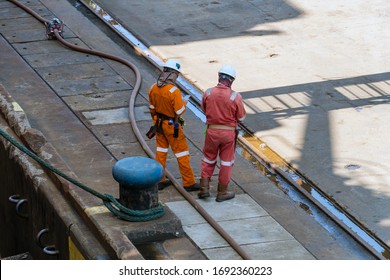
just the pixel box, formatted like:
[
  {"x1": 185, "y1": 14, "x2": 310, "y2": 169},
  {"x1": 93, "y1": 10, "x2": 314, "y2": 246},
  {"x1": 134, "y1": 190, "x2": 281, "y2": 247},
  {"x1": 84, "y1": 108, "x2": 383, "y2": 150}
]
[
  {"x1": 119, "y1": 184, "x2": 159, "y2": 211},
  {"x1": 123, "y1": 206, "x2": 184, "y2": 244}
]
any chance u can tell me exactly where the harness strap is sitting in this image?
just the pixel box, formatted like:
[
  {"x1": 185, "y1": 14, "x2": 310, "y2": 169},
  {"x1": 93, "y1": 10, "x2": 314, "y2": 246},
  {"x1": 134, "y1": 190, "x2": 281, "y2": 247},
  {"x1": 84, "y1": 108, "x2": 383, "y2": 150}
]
[{"x1": 155, "y1": 113, "x2": 177, "y2": 134}]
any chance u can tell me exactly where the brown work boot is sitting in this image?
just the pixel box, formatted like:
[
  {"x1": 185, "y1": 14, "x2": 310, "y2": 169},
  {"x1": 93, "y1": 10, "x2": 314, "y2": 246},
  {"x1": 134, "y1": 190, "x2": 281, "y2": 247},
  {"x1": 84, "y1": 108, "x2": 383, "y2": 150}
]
[
  {"x1": 198, "y1": 178, "x2": 210, "y2": 199},
  {"x1": 216, "y1": 184, "x2": 235, "y2": 202}
]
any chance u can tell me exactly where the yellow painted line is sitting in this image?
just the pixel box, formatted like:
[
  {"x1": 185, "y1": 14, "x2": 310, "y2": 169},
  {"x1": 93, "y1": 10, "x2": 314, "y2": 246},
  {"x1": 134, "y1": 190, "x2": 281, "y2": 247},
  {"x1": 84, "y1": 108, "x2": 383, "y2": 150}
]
[
  {"x1": 239, "y1": 133, "x2": 288, "y2": 168},
  {"x1": 68, "y1": 236, "x2": 85, "y2": 260},
  {"x1": 239, "y1": 134, "x2": 306, "y2": 188},
  {"x1": 12, "y1": 102, "x2": 23, "y2": 112},
  {"x1": 84, "y1": 205, "x2": 110, "y2": 216}
]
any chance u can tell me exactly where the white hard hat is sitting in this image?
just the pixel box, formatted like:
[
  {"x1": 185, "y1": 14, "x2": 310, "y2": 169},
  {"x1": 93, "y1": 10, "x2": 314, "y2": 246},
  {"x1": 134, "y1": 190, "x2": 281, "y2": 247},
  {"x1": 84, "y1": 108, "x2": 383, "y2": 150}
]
[
  {"x1": 218, "y1": 65, "x2": 236, "y2": 79},
  {"x1": 164, "y1": 59, "x2": 181, "y2": 73}
]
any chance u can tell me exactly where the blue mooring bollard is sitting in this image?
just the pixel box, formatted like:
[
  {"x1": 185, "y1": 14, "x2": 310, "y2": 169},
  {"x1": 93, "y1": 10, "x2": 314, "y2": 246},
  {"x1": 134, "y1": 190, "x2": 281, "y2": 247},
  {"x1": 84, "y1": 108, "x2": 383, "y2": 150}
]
[{"x1": 112, "y1": 157, "x2": 164, "y2": 211}]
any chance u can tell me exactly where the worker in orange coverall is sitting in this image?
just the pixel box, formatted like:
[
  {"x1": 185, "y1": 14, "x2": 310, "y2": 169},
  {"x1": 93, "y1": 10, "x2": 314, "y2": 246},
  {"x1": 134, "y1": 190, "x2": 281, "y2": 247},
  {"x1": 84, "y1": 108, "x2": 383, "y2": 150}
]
[
  {"x1": 148, "y1": 59, "x2": 200, "y2": 192},
  {"x1": 198, "y1": 65, "x2": 246, "y2": 202}
]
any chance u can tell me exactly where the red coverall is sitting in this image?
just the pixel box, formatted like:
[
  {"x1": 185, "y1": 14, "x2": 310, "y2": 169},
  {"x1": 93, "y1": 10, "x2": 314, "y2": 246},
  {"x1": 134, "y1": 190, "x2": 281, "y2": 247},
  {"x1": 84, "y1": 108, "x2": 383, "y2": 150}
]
[
  {"x1": 201, "y1": 84, "x2": 246, "y2": 185},
  {"x1": 148, "y1": 83, "x2": 196, "y2": 187}
]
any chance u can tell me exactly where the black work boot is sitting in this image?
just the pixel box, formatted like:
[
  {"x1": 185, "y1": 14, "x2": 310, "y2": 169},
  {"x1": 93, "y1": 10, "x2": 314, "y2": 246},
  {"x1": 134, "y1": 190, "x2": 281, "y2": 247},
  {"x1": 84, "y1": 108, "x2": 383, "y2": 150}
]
[
  {"x1": 198, "y1": 178, "x2": 210, "y2": 199},
  {"x1": 184, "y1": 183, "x2": 200, "y2": 192},
  {"x1": 216, "y1": 184, "x2": 235, "y2": 202},
  {"x1": 158, "y1": 179, "x2": 172, "y2": 190}
]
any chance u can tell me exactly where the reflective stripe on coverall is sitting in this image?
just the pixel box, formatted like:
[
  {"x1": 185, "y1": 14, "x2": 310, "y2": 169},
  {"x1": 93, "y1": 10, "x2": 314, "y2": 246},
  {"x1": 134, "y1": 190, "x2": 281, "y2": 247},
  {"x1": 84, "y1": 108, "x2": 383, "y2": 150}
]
[
  {"x1": 201, "y1": 86, "x2": 246, "y2": 185},
  {"x1": 201, "y1": 128, "x2": 236, "y2": 185},
  {"x1": 148, "y1": 83, "x2": 196, "y2": 187}
]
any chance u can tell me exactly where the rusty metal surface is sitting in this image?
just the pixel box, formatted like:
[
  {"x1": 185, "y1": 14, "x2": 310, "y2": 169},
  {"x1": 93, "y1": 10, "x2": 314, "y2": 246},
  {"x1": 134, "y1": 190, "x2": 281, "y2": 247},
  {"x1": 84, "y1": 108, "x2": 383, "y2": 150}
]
[
  {"x1": 88, "y1": 0, "x2": 390, "y2": 258},
  {"x1": 0, "y1": 0, "x2": 186, "y2": 259},
  {"x1": 0, "y1": 0, "x2": 379, "y2": 259},
  {"x1": 97, "y1": 0, "x2": 390, "y2": 252}
]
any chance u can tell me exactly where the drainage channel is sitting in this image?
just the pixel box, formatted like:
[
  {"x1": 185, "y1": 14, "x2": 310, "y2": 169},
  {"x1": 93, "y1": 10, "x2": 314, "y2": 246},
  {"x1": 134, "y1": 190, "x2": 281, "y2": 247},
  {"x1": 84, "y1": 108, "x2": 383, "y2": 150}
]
[{"x1": 78, "y1": 0, "x2": 389, "y2": 260}]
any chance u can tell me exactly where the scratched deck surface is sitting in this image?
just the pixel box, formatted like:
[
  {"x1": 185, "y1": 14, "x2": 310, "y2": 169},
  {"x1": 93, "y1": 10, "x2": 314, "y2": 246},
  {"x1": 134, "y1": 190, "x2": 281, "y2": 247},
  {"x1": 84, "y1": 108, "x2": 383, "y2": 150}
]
[{"x1": 0, "y1": 0, "x2": 382, "y2": 259}]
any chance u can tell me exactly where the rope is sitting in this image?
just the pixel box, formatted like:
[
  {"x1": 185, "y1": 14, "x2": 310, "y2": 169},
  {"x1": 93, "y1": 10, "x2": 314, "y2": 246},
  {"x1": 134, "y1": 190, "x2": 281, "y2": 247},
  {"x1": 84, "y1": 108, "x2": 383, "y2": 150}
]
[{"x1": 0, "y1": 127, "x2": 164, "y2": 221}]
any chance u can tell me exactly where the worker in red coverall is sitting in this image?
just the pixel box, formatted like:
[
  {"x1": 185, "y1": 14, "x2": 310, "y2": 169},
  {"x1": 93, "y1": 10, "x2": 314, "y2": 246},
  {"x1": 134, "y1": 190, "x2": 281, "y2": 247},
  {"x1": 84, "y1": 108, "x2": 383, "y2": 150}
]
[
  {"x1": 198, "y1": 65, "x2": 246, "y2": 202},
  {"x1": 148, "y1": 59, "x2": 200, "y2": 192}
]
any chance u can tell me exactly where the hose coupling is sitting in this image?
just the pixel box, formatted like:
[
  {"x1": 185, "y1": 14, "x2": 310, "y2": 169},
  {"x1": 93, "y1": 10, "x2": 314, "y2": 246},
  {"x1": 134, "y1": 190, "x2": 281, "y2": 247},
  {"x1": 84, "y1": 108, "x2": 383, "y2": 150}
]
[{"x1": 45, "y1": 18, "x2": 64, "y2": 39}]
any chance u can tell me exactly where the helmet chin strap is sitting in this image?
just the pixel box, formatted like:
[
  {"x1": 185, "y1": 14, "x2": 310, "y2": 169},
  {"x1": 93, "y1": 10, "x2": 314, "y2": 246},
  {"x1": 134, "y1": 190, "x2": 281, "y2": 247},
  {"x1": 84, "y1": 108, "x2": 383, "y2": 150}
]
[{"x1": 218, "y1": 77, "x2": 234, "y2": 88}]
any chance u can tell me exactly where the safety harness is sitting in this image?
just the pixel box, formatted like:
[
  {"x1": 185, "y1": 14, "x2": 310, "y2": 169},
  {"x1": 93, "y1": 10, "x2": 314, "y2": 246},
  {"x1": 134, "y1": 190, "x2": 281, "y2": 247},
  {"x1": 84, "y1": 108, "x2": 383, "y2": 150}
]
[{"x1": 154, "y1": 113, "x2": 184, "y2": 138}]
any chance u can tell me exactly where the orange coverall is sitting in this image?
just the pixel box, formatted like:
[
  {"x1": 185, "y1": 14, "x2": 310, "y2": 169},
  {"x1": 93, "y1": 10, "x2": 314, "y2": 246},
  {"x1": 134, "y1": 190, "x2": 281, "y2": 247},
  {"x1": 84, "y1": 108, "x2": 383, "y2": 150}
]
[
  {"x1": 148, "y1": 83, "x2": 196, "y2": 187},
  {"x1": 201, "y1": 84, "x2": 246, "y2": 185}
]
